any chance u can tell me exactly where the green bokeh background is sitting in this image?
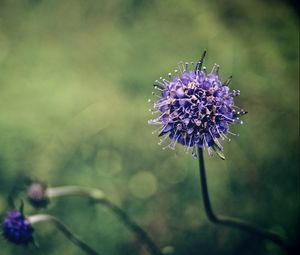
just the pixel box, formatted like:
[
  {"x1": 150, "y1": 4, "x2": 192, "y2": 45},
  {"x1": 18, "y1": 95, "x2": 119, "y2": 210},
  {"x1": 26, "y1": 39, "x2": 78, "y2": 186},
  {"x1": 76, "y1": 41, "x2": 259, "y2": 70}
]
[{"x1": 0, "y1": 0, "x2": 298, "y2": 254}]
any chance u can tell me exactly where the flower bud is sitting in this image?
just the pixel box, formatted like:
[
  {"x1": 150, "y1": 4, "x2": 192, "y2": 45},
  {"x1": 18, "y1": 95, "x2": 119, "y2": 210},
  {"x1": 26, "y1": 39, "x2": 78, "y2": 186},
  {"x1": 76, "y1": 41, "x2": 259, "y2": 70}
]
[
  {"x1": 27, "y1": 182, "x2": 49, "y2": 208},
  {"x1": 2, "y1": 210, "x2": 34, "y2": 245}
]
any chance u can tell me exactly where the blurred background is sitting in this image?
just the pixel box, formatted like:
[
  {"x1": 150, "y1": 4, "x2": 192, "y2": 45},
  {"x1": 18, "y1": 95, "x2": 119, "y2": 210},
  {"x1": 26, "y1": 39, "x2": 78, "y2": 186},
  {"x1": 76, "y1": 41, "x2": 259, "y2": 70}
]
[{"x1": 0, "y1": 0, "x2": 299, "y2": 254}]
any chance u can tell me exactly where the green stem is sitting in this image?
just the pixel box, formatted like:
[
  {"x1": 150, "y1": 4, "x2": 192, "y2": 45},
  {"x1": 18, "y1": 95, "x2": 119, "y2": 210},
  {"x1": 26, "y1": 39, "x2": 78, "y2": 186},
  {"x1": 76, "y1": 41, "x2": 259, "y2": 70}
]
[
  {"x1": 197, "y1": 147, "x2": 291, "y2": 252},
  {"x1": 46, "y1": 186, "x2": 163, "y2": 255},
  {"x1": 28, "y1": 214, "x2": 99, "y2": 255},
  {"x1": 97, "y1": 198, "x2": 163, "y2": 255}
]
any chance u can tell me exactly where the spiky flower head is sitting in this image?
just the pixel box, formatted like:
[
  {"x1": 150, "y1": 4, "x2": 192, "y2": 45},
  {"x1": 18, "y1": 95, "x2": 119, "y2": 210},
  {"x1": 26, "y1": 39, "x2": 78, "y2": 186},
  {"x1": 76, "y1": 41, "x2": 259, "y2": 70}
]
[
  {"x1": 27, "y1": 182, "x2": 49, "y2": 208},
  {"x1": 2, "y1": 209, "x2": 34, "y2": 245},
  {"x1": 148, "y1": 51, "x2": 246, "y2": 159}
]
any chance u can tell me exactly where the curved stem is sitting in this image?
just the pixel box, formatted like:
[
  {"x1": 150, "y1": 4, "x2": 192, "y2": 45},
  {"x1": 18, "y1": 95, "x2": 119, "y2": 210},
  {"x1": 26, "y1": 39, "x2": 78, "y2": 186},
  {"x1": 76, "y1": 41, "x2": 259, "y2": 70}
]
[
  {"x1": 197, "y1": 147, "x2": 291, "y2": 252},
  {"x1": 28, "y1": 214, "x2": 99, "y2": 255},
  {"x1": 96, "y1": 198, "x2": 163, "y2": 255},
  {"x1": 46, "y1": 186, "x2": 163, "y2": 255},
  {"x1": 46, "y1": 186, "x2": 105, "y2": 200}
]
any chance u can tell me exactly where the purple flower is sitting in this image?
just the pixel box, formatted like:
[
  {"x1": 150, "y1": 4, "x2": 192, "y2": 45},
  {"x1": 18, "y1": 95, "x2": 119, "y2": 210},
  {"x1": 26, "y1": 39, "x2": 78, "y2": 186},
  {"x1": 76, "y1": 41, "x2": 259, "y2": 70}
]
[
  {"x1": 2, "y1": 209, "x2": 34, "y2": 245},
  {"x1": 148, "y1": 51, "x2": 246, "y2": 158},
  {"x1": 27, "y1": 182, "x2": 49, "y2": 208}
]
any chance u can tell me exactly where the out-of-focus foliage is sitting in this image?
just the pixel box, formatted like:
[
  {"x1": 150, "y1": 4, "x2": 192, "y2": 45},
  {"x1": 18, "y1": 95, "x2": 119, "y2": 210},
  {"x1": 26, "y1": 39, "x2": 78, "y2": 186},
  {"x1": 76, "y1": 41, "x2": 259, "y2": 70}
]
[{"x1": 0, "y1": 0, "x2": 298, "y2": 254}]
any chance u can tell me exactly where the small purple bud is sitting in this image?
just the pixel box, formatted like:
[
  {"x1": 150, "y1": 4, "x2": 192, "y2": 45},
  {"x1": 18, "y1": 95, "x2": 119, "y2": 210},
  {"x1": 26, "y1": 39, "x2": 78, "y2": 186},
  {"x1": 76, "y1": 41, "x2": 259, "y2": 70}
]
[{"x1": 27, "y1": 182, "x2": 49, "y2": 208}]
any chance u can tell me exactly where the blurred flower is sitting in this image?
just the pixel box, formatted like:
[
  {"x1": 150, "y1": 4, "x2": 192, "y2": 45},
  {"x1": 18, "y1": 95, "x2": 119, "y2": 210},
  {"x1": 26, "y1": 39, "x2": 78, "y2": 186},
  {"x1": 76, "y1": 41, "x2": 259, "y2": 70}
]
[
  {"x1": 27, "y1": 182, "x2": 49, "y2": 208},
  {"x1": 2, "y1": 207, "x2": 99, "y2": 254},
  {"x1": 148, "y1": 51, "x2": 246, "y2": 158},
  {"x1": 2, "y1": 209, "x2": 34, "y2": 245},
  {"x1": 26, "y1": 182, "x2": 105, "y2": 209}
]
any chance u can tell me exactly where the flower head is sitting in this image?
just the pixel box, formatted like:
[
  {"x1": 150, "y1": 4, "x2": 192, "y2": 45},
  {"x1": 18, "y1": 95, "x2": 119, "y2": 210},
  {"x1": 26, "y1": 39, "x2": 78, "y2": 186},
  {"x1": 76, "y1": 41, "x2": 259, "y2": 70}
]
[
  {"x1": 2, "y1": 209, "x2": 34, "y2": 245},
  {"x1": 27, "y1": 182, "x2": 49, "y2": 208},
  {"x1": 148, "y1": 51, "x2": 246, "y2": 158}
]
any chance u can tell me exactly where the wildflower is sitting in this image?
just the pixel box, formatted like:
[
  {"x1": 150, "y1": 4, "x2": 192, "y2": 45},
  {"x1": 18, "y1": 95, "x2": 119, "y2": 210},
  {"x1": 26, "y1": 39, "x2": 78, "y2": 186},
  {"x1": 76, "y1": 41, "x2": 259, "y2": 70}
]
[
  {"x1": 148, "y1": 51, "x2": 246, "y2": 158},
  {"x1": 2, "y1": 209, "x2": 34, "y2": 245},
  {"x1": 2, "y1": 207, "x2": 99, "y2": 254},
  {"x1": 27, "y1": 182, "x2": 49, "y2": 208}
]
